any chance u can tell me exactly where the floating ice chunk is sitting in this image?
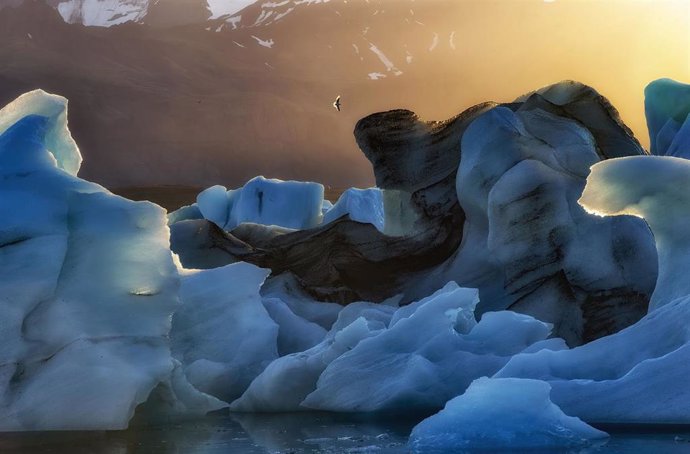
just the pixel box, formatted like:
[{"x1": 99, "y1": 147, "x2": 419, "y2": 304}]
[
  {"x1": 495, "y1": 294, "x2": 690, "y2": 423},
  {"x1": 302, "y1": 284, "x2": 553, "y2": 412},
  {"x1": 409, "y1": 378, "x2": 608, "y2": 452},
  {"x1": 233, "y1": 176, "x2": 324, "y2": 230},
  {"x1": 230, "y1": 303, "x2": 393, "y2": 412},
  {"x1": 172, "y1": 262, "x2": 279, "y2": 403},
  {"x1": 322, "y1": 187, "x2": 384, "y2": 231},
  {"x1": 579, "y1": 156, "x2": 690, "y2": 309},
  {"x1": 188, "y1": 177, "x2": 324, "y2": 231},
  {"x1": 645, "y1": 78, "x2": 690, "y2": 157},
  {"x1": 0, "y1": 96, "x2": 188, "y2": 430},
  {"x1": 450, "y1": 105, "x2": 655, "y2": 345},
  {"x1": 0, "y1": 89, "x2": 81, "y2": 175}
]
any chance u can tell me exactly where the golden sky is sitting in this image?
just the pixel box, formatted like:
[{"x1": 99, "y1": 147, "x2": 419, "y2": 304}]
[{"x1": 397, "y1": 0, "x2": 690, "y2": 151}]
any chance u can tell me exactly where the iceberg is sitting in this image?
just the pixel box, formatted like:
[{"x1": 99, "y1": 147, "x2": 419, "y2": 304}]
[
  {"x1": 409, "y1": 378, "x2": 608, "y2": 452},
  {"x1": 189, "y1": 177, "x2": 325, "y2": 231},
  {"x1": 322, "y1": 187, "x2": 385, "y2": 231},
  {"x1": 230, "y1": 301, "x2": 394, "y2": 412},
  {"x1": 0, "y1": 91, "x2": 197, "y2": 430},
  {"x1": 233, "y1": 282, "x2": 554, "y2": 412},
  {"x1": 579, "y1": 155, "x2": 690, "y2": 310},
  {"x1": 495, "y1": 294, "x2": 690, "y2": 423},
  {"x1": 487, "y1": 156, "x2": 690, "y2": 423},
  {"x1": 444, "y1": 101, "x2": 656, "y2": 346},
  {"x1": 171, "y1": 262, "x2": 279, "y2": 403},
  {"x1": 645, "y1": 78, "x2": 690, "y2": 157},
  {"x1": 302, "y1": 284, "x2": 554, "y2": 412}
]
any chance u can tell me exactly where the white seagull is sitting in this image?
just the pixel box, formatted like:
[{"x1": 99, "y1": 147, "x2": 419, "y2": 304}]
[{"x1": 333, "y1": 95, "x2": 341, "y2": 112}]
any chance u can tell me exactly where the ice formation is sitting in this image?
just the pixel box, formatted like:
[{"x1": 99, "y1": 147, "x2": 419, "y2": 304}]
[
  {"x1": 579, "y1": 156, "x2": 690, "y2": 310},
  {"x1": 645, "y1": 78, "x2": 690, "y2": 157},
  {"x1": 409, "y1": 378, "x2": 608, "y2": 452},
  {"x1": 0, "y1": 90, "x2": 216, "y2": 430},
  {"x1": 171, "y1": 263, "x2": 279, "y2": 403},
  {"x1": 484, "y1": 153, "x2": 690, "y2": 423},
  {"x1": 438, "y1": 98, "x2": 655, "y2": 345},
  {"x1": 322, "y1": 187, "x2": 384, "y2": 231},
  {"x1": 232, "y1": 282, "x2": 555, "y2": 412},
  {"x1": 178, "y1": 182, "x2": 385, "y2": 233},
  {"x1": 495, "y1": 294, "x2": 690, "y2": 423},
  {"x1": 191, "y1": 177, "x2": 324, "y2": 231},
  {"x1": 8, "y1": 76, "x2": 690, "y2": 439},
  {"x1": 0, "y1": 89, "x2": 81, "y2": 175}
]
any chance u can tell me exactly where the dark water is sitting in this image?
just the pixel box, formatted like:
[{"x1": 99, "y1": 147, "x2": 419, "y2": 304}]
[{"x1": 2, "y1": 414, "x2": 690, "y2": 454}]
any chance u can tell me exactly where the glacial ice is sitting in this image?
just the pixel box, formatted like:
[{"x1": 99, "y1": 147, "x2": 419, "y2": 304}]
[
  {"x1": 0, "y1": 89, "x2": 81, "y2": 175},
  {"x1": 0, "y1": 91, "x2": 218, "y2": 430},
  {"x1": 645, "y1": 78, "x2": 690, "y2": 157},
  {"x1": 179, "y1": 183, "x2": 386, "y2": 233},
  {"x1": 442, "y1": 104, "x2": 656, "y2": 345},
  {"x1": 409, "y1": 378, "x2": 608, "y2": 452},
  {"x1": 233, "y1": 282, "x2": 554, "y2": 412},
  {"x1": 302, "y1": 284, "x2": 554, "y2": 412},
  {"x1": 495, "y1": 294, "x2": 690, "y2": 423},
  {"x1": 322, "y1": 187, "x2": 385, "y2": 231},
  {"x1": 8, "y1": 78, "x2": 690, "y2": 437},
  {"x1": 190, "y1": 177, "x2": 325, "y2": 231},
  {"x1": 481, "y1": 154, "x2": 690, "y2": 424},
  {"x1": 579, "y1": 156, "x2": 690, "y2": 310},
  {"x1": 171, "y1": 263, "x2": 279, "y2": 403}
]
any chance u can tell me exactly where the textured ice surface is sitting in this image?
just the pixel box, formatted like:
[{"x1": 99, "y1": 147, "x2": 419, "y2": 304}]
[
  {"x1": 579, "y1": 156, "x2": 690, "y2": 310},
  {"x1": 192, "y1": 177, "x2": 324, "y2": 231},
  {"x1": 409, "y1": 378, "x2": 608, "y2": 452},
  {"x1": 230, "y1": 302, "x2": 392, "y2": 412},
  {"x1": 0, "y1": 92, "x2": 180, "y2": 430},
  {"x1": 172, "y1": 263, "x2": 279, "y2": 403},
  {"x1": 496, "y1": 294, "x2": 690, "y2": 423},
  {"x1": 0, "y1": 89, "x2": 81, "y2": 175},
  {"x1": 645, "y1": 78, "x2": 690, "y2": 157},
  {"x1": 322, "y1": 187, "x2": 384, "y2": 231},
  {"x1": 428, "y1": 105, "x2": 656, "y2": 345},
  {"x1": 233, "y1": 282, "x2": 554, "y2": 412},
  {"x1": 0, "y1": 90, "x2": 226, "y2": 430},
  {"x1": 302, "y1": 284, "x2": 553, "y2": 412}
]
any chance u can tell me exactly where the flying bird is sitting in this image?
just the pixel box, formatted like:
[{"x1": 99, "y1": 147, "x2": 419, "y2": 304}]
[{"x1": 333, "y1": 95, "x2": 341, "y2": 112}]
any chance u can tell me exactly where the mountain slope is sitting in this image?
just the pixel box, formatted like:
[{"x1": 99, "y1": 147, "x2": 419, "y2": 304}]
[{"x1": 0, "y1": 0, "x2": 684, "y2": 189}]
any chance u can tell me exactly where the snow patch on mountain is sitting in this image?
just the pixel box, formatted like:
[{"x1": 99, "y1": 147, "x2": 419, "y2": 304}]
[
  {"x1": 252, "y1": 35, "x2": 274, "y2": 48},
  {"x1": 56, "y1": 0, "x2": 149, "y2": 27},
  {"x1": 368, "y1": 43, "x2": 402, "y2": 77},
  {"x1": 206, "y1": 0, "x2": 255, "y2": 19}
]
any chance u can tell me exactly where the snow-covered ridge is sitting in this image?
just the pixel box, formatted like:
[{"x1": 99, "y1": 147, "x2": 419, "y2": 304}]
[
  {"x1": 17, "y1": 0, "x2": 328, "y2": 28},
  {"x1": 56, "y1": 0, "x2": 150, "y2": 27}
]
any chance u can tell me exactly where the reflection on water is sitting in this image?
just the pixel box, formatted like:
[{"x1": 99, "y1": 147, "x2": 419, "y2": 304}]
[{"x1": 2, "y1": 413, "x2": 690, "y2": 454}]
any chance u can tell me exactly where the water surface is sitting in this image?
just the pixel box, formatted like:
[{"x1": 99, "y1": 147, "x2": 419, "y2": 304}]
[{"x1": 3, "y1": 413, "x2": 690, "y2": 454}]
